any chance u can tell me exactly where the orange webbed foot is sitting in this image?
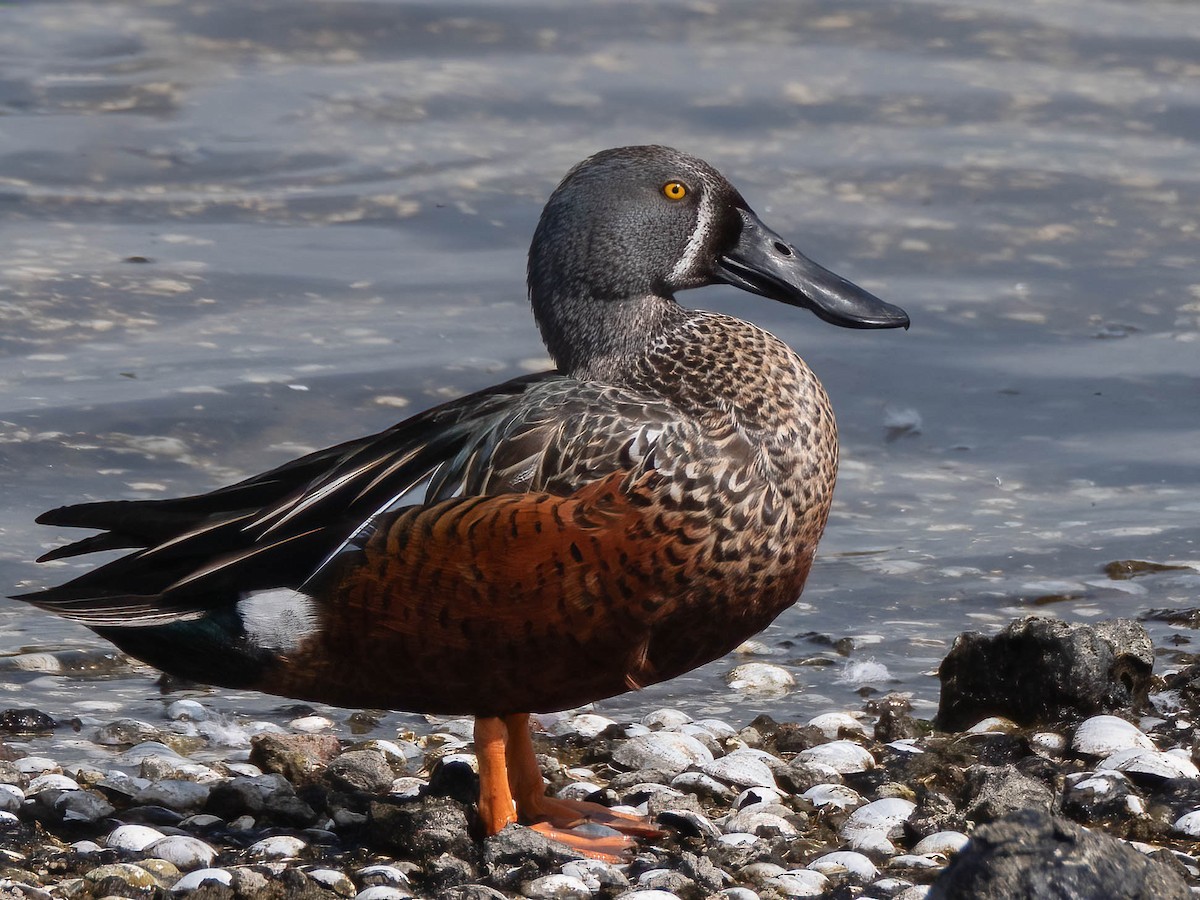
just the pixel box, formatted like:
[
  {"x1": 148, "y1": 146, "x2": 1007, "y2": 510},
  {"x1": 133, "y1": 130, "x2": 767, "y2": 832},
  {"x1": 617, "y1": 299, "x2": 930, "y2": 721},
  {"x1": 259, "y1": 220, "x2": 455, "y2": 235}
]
[
  {"x1": 524, "y1": 795, "x2": 664, "y2": 839},
  {"x1": 527, "y1": 819, "x2": 639, "y2": 862}
]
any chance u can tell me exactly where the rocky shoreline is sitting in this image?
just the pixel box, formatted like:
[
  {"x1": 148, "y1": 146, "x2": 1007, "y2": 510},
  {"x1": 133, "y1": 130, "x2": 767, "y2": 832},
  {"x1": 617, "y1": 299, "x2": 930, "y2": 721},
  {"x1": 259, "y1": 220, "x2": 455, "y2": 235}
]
[{"x1": 2, "y1": 615, "x2": 1200, "y2": 899}]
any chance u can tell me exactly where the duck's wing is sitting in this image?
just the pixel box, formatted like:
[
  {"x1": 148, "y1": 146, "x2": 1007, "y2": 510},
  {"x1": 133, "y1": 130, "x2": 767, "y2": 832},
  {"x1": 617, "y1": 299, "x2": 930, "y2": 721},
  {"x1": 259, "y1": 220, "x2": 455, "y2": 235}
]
[{"x1": 14, "y1": 372, "x2": 680, "y2": 626}]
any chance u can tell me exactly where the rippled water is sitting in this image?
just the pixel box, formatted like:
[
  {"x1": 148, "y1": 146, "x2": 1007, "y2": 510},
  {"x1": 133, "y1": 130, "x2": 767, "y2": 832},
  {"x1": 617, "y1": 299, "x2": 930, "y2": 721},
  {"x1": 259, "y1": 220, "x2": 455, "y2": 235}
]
[{"x1": 2, "y1": 0, "x2": 1198, "y2": 762}]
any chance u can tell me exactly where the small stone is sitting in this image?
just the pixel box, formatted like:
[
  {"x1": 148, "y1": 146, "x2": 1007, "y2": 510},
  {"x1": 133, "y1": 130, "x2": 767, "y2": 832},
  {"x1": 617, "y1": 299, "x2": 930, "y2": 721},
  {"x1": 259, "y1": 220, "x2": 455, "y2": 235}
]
[
  {"x1": 795, "y1": 741, "x2": 875, "y2": 774},
  {"x1": 247, "y1": 833, "x2": 308, "y2": 859},
  {"x1": 307, "y1": 867, "x2": 356, "y2": 896},
  {"x1": 15, "y1": 755, "x2": 59, "y2": 774},
  {"x1": 800, "y1": 783, "x2": 863, "y2": 811},
  {"x1": 0, "y1": 783, "x2": 24, "y2": 811},
  {"x1": 135, "y1": 779, "x2": 211, "y2": 812},
  {"x1": 26, "y1": 773, "x2": 81, "y2": 794},
  {"x1": 356, "y1": 888, "x2": 414, "y2": 900},
  {"x1": 772, "y1": 870, "x2": 829, "y2": 897},
  {"x1": 612, "y1": 732, "x2": 714, "y2": 776},
  {"x1": 520, "y1": 873, "x2": 592, "y2": 898},
  {"x1": 325, "y1": 749, "x2": 395, "y2": 793},
  {"x1": 561, "y1": 858, "x2": 628, "y2": 892},
  {"x1": 1072, "y1": 715, "x2": 1155, "y2": 757},
  {"x1": 726, "y1": 663, "x2": 795, "y2": 694},
  {"x1": 840, "y1": 798, "x2": 916, "y2": 852},
  {"x1": 171, "y1": 867, "x2": 233, "y2": 892},
  {"x1": 912, "y1": 831, "x2": 970, "y2": 858},
  {"x1": 106, "y1": 823, "x2": 167, "y2": 851},
  {"x1": 166, "y1": 700, "x2": 211, "y2": 722},
  {"x1": 807, "y1": 712, "x2": 867, "y2": 739},
  {"x1": 146, "y1": 834, "x2": 218, "y2": 870},
  {"x1": 703, "y1": 751, "x2": 777, "y2": 789},
  {"x1": 358, "y1": 863, "x2": 414, "y2": 888},
  {"x1": 807, "y1": 850, "x2": 878, "y2": 882},
  {"x1": 250, "y1": 732, "x2": 342, "y2": 784},
  {"x1": 84, "y1": 862, "x2": 161, "y2": 889}
]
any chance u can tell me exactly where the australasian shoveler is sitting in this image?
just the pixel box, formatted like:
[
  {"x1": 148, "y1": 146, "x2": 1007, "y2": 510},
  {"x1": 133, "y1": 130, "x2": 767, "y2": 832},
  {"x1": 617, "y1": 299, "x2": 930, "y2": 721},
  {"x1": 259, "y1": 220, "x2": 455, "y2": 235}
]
[{"x1": 14, "y1": 145, "x2": 909, "y2": 859}]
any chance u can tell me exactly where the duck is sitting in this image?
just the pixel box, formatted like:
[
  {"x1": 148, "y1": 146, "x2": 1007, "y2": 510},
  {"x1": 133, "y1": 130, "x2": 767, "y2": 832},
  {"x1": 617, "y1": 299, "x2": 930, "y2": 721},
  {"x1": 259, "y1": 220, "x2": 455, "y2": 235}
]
[{"x1": 14, "y1": 145, "x2": 908, "y2": 859}]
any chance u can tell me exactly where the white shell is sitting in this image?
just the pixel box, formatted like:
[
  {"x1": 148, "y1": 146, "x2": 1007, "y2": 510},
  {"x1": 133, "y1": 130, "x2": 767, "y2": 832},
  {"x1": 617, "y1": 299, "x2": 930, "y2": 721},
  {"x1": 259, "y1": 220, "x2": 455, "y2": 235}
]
[
  {"x1": 734, "y1": 786, "x2": 784, "y2": 809},
  {"x1": 726, "y1": 663, "x2": 795, "y2": 694},
  {"x1": 247, "y1": 834, "x2": 308, "y2": 859},
  {"x1": 556, "y1": 713, "x2": 617, "y2": 739},
  {"x1": 171, "y1": 868, "x2": 232, "y2": 892},
  {"x1": 1099, "y1": 748, "x2": 1200, "y2": 779},
  {"x1": 965, "y1": 716, "x2": 1018, "y2": 734},
  {"x1": 889, "y1": 854, "x2": 943, "y2": 869},
  {"x1": 703, "y1": 751, "x2": 777, "y2": 789},
  {"x1": 806, "y1": 850, "x2": 877, "y2": 881},
  {"x1": 840, "y1": 798, "x2": 916, "y2": 851},
  {"x1": 166, "y1": 700, "x2": 211, "y2": 722},
  {"x1": 800, "y1": 783, "x2": 863, "y2": 811},
  {"x1": 307, "y1": 869, "x2": 356, "y2": 895},
  {"x1": 105, "y1": 824, "x2": 166, "y2": 852},
  {"x1": 355, "y1": 888, "x2": 414, "y2": 900},
  {"x1": 807, "y1": 712, "x2": 867, "y2": 739},
  {"x1": 145, "y1": 835, "x2": 217, "y2": 871},
  {"x1": 723, "y1": 807, "x2": 798, "y2": 837},
  {"x1": 643, "y1": 708, "x2": 693, "y2": 729},
  {"x1": 671, "y1": 771, "x2": 734, "y2": 800},
  {"x1": 612, "y1": 731, "x2": 714, "y2": 776},
  {"x1": 15, "y1": 756, "x2": 59, "y2": 774},
  {"x1": 1173, "y1": 810, "x2": 1200, "y2": 837},
  {"x1": 26, "y1": 773, "x2": 81, "y2": 794},
  {"x1": 521, "y1": 873, "x2": 592, "y2": 899},
  {"x1": 912, "y1": 830, "x2": 970, "y2": 857},
  {"x1": 1030, "y1": 732, "x2": 1067, "y2": 755},
  {"x1": 1071, "y1": 715, "x2": 1154, "y2": 756},
  {"x1": 771, "y1": 869, "x2": 829, "y2": 897},
  {"x1": 795, "y1": 741, "x2": 875, "y2": 774}
]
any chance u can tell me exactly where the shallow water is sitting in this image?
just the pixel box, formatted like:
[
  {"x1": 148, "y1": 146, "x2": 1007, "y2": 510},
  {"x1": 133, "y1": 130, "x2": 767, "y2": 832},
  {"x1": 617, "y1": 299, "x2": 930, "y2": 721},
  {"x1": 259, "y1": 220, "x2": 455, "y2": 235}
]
[{"x1": 1, "y1": 0, "x2": 1198, "y2": 762}]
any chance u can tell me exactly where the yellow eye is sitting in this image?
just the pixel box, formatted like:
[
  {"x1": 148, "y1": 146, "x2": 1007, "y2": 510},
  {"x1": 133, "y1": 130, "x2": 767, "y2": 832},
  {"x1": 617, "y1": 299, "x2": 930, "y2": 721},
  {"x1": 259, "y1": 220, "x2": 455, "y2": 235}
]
[{"x1": 662, "y1": 181, "x2": 688, "y2": 201}]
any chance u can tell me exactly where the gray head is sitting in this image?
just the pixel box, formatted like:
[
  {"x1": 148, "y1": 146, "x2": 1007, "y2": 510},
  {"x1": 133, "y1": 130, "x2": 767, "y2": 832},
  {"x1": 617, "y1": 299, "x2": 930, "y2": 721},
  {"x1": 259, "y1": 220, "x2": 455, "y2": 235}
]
[{"x1": 527, "y1": 145, "x2": 908, "y2": 379}]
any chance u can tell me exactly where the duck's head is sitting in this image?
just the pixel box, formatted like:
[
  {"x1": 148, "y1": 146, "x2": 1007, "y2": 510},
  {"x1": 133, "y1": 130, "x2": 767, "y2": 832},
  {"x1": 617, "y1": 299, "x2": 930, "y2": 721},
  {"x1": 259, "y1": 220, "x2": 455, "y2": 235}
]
[{"x1": 528, "y1": 145, "x2": 909, "y2": 377}]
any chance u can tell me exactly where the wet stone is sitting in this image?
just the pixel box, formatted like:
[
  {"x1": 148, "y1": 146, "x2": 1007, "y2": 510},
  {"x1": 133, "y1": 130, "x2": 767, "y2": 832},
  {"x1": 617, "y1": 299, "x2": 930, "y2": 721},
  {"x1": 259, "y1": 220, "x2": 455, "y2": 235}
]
[
  {"x1": 249, "y1": 732, "x2": 342, "y2": 785},
  {"x1": 324, "y1": 749, "x2": 395, "y2": 793},
  {"x1": 146, "y1": 834, "x2": 218, "y2": 870},
  {"x1": 929, "y1": 808, "x2": 1190, "y2": 899},
  {"x1": 937, "y1": 617, "x2": 1154, "y2": 731},
  {"x1": 0, "y1": 708, "x2": 57, "y2": 734},
  {"x1": 962, "y1": 765, "x2": 1055, "y2": 825},
  {"x1": 366, "y1": 797, "x2": 475, "y2": 859}
]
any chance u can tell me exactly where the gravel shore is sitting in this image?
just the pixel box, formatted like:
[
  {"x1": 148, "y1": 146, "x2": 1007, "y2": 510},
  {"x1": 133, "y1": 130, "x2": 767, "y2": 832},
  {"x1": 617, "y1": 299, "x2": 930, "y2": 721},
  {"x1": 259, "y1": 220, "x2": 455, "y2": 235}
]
[{"x1": 3, "y1": 616, "x2": 1200, "y2": 899}]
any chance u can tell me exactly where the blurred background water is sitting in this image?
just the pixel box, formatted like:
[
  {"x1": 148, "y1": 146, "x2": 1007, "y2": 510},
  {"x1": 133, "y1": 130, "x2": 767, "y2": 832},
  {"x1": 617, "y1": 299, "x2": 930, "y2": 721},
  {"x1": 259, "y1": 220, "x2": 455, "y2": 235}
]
[{"x1": 1, "y1": 0, "x2": 1198, "y2": 758}]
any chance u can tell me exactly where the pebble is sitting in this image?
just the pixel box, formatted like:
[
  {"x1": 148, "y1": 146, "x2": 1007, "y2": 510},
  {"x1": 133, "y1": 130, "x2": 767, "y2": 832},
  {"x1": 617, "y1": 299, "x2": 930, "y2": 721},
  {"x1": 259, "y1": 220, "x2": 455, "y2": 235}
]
[
  {"x1": 146, "y1": 834, "x2": 218, "y2": 870},
  {"x1": 0, "y1": 783, "x2": 24, "y2": 811},
  {"x1": 612, "y1": 731, "x2": 714, "y2": 775},
  {"x1": 772, "y1": 869, "x2": 829, "y2": 897},
  {"x1": 248, "y1": 833, "x2": 308, "y2": 858},
  {"x1": 807, "y1": 712, "x2": 867, "y2": 739},
  {"x1": 841, "y1": 798, "x2": 917, "y2": 853},
  {"x1": 795, "y1": 740, "x2": 876, "y2": 774},
  {"x1": 801, "y1": 783, "x2": 863, "y2": 810},
  {"x1": 308, "y1": 868, "x2": 357, "y2": 894},
  {"x1": 521, "y1": 873, "x2": 592, "y2": 898},
  {"x1": 807, "y1": 850, "x2": 878, "y2": 882},
  {"x1": 15, "y1": 755, "x2": 59, "y2": 774},
  {"x1": 1071, "y1": 715, "x2": 1155, "y2": 756},
  {"x1": 171, "y1": 867, "x2": 233, "y2": 891},
  {"x1": 355, "y1": 888, "x2": 414, "y2": 900},
  {"x1": 1098, "y1": 747, "x2": 1200, "y2": 779},
  {"x1": 106, "y1": 823, "x2": 167, "y2": 851},
  {"x1": 703, "y1": 751, "x2": 777, "y2": 788},
  {"x1": 26, "y1": 773, "x2": 81, "y2": 794},
  {"x1": 726, "y1": 662, "x2": 795, "y2": 693},
  {"x1": 912, "y1": 830, "x2": 970, "y2": 857}
]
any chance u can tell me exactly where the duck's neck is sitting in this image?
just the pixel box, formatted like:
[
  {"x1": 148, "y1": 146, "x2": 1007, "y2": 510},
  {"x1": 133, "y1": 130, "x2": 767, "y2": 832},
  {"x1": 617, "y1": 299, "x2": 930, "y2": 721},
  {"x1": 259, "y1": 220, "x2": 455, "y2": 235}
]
[{"x1": 531, "y1": 287, "x2": 688, "y2": 383}]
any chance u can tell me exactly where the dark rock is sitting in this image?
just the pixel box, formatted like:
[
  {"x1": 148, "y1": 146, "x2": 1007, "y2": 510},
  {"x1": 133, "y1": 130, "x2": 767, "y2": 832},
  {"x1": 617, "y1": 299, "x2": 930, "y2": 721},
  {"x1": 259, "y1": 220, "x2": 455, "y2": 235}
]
[
  {"x1": 117, "y1": 804, "x2": 185, "y2": 826},
  {"x1": 264, "y1": 790, "x2": 319, "y2": 828},
  {"x1": 870, "y1": 694, "x2": 922, "y2": 742},
  {"x1": 637, "y1": 869, "x2": 697, "y2": 894},
  {"x1": 937, "y1": 616, "x2": 1153, "y2": 730},
  {"x1": 1062, "y1": 771, "x2": 1141, "y2": 825},
  {"x1": 366, "y1": 796, "x2": 475, "y2": 859},
  {"x1": 427, "y1": 757, "x2": 478, "y2": 806},
  {"x1": 205, "y1": 777, "x2": 266, "y2": 820},
  {"x1": 483, "y1": 823, "x2": 583, "y2": 871},
  {"x1": 928, "y1": 808, "x2": 1190, "y2": 899},
  {"x1": 0, "y1": 709, "x2": 57, "y2": 735},
  {"x1": 776, "y1": 760, "x2": 842, "y2": 795},
  {"x1": 323, "y1": 749, "x2": 394, "y2": 794},
  {"x1": 425, "y1": 852, "x2": 477, "y2": 893},
  {"x1": 961, "y1": 765, "x2": 1055, "y2": 825},
  {"x1": 250, "y1": 733, "x2": 342, "y2": 785}
]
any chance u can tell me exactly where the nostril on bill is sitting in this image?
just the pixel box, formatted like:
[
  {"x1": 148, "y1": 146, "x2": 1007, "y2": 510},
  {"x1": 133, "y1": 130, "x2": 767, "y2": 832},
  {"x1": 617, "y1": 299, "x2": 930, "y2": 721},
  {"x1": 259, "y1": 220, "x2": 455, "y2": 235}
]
[{"x1": 772, "y1": 241, "x2": 793, "y2": 257}]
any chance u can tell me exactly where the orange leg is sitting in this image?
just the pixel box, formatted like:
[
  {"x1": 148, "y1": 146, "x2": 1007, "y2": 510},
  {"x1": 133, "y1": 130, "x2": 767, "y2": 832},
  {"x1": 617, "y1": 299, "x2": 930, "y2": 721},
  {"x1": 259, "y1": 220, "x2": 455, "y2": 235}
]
[
  {"x1": 473, "y1": 716, "x2": 518, "y2": 836},
  {"x1": 501, "y1": 713, "x2": 662, "y2": 858}
]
